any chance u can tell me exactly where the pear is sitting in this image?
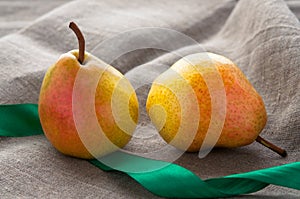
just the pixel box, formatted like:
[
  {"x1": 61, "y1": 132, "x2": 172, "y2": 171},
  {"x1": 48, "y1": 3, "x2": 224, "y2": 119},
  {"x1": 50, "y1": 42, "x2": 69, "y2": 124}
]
[
  {"x1": 38, "y1": 22, "x2": 138, "y2": 159},
  {"x1": 146, "y1": 53, "x2": 286, "y2": 157}
]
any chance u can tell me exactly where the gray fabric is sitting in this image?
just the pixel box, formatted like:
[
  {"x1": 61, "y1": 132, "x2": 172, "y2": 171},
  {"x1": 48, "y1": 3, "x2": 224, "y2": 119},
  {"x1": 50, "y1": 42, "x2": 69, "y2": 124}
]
[{"x1": 0, "y1": 0, "x2": 300, "y2": 198}]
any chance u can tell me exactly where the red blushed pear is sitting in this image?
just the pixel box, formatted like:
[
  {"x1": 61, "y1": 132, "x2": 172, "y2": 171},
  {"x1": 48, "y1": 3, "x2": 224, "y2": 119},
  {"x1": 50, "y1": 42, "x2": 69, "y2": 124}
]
[
  {"x1": 146, "y1": 53, "x2": 287, "y2": 157},
  {"x1": 38, "y1": 22, "x2": 138, "y2": 159}
]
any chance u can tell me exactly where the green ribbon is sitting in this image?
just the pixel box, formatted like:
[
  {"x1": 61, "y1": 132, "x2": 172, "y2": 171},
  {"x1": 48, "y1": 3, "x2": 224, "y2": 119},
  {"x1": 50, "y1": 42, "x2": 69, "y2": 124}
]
[{"x1": 1, "y1": 104, "x2": 299, "y2": 198}]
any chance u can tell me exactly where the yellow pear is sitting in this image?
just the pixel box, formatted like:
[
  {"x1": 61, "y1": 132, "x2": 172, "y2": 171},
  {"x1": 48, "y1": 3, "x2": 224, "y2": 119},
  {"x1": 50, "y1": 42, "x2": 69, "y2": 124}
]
[
  {"x1": 38, "y1": 22, "x2": 138, "y2": 159},
  {"x1": 146, "y1": 52, "x2": 286, "y2": 157}
]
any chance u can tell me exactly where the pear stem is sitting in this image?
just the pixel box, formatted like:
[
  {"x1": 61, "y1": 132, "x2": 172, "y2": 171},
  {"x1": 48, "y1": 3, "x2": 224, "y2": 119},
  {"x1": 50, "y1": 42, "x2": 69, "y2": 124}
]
[
  {"x1": 255, "y1": 136, "x2": 287, "y2": 157},
  {"x1": 69, "y1": 22, "x2": 85, "y2": 64}
]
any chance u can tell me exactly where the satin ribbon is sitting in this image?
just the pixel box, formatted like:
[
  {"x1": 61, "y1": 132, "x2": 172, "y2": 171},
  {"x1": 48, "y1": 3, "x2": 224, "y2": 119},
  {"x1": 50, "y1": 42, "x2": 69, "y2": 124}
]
[{"x1": 1, "y1": 104, "x2": 299, "y2": 198}]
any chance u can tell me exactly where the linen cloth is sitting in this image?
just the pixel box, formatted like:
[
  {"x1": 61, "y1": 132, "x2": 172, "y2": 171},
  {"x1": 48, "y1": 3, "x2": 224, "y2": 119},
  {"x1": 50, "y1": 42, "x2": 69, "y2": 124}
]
[{"x1": 0, "y1": 0, "x2": 299, "y2": 198}]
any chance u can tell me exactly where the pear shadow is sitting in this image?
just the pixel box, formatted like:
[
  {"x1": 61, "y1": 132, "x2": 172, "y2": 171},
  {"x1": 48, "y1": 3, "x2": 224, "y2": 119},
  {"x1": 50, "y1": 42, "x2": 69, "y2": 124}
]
[{"x1": 174, "y1": 144, "x2": 290, "y2": 179}]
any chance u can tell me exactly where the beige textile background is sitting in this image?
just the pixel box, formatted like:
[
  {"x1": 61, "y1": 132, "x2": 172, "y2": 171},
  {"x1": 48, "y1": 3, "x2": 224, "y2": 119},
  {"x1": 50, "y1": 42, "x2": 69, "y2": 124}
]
[{"x1": 0, "y1": 0, "x2": 299, "y2": 198}]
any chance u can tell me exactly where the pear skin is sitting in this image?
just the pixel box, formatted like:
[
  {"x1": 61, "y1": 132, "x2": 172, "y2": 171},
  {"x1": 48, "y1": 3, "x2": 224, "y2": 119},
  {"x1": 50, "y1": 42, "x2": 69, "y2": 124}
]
[
  {"x1": 39, "y1": 50, "x2": 138, "y2": 159},
  {"x1": 146, "y1": 53, "x2": 267, "y2": 152}
]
